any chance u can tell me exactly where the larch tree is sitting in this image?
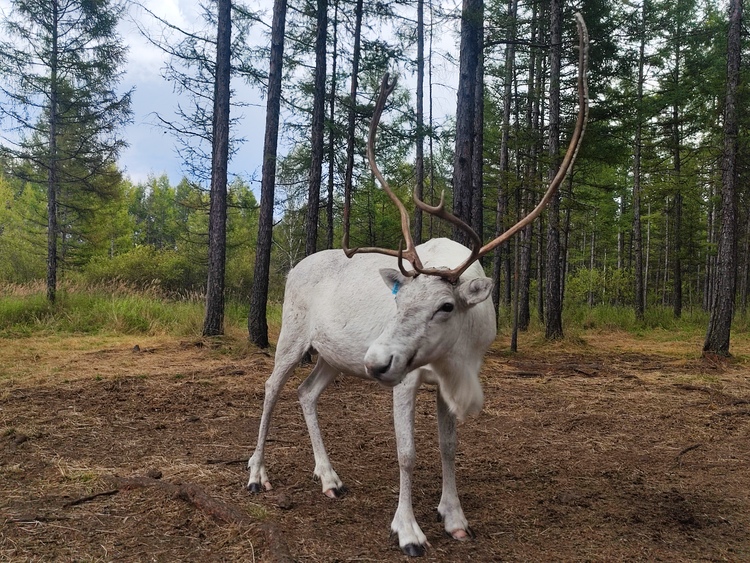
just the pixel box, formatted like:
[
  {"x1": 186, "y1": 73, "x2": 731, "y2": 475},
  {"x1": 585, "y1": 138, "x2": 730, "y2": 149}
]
[
  {"x1": 249, "y1": 0, "x2": 288, "y2": 348},
  {"x1": 305, "y1": 0, "x2": 328, "y2": 257},
  {"x1": 632, "y1": 0, "x2": 649, "y2": 321},
  {"x1": 342, "y1": 0, "x2": 363, "y2": 244},
  {"x1": 452, "y1": 0, "x2": 482, "y2": 247},
  {"x1": 545, "y1": 0, "x2": 563, "y2": 339},
  {"x1": 413, "y1": 0, "x2": 425, "y2": 245},
  {"x1": 704, "y1": 0, "x2": 742, "y2": 356},
  {"x1": 491, "y1": 0, "x2": 517, "y2": 315},
  {"x1": 202, "y1": 0, "x2": 232, "y2": 336},
  {"x1": 0, "y1": 0, "x2": 132, "y2": 303}
]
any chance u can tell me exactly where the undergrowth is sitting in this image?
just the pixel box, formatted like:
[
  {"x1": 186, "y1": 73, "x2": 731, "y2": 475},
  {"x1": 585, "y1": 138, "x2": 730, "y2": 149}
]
[
  {"x1": 0, "y1": 282, "x2": 278, "y2": 338},
  {"x1": 1, "y1": 282, "x2": 747, "y2": 358}
]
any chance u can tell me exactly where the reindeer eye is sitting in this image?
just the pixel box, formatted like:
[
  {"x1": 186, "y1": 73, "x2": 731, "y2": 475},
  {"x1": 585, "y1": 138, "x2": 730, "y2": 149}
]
[{"x1": 439, "y1": 302, "x2": 454, "y2": 313}]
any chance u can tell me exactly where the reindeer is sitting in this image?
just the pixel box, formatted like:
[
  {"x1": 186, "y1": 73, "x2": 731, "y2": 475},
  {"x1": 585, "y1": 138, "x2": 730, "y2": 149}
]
[{"x1": 246, "y1": 14, "x2": 588, "y2": 557}]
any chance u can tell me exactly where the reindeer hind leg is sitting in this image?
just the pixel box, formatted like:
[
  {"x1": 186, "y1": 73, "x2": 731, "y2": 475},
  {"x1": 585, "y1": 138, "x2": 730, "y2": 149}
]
[
  {"x1": 247, "y1": 329, "x2": 309, "y2": 493},
  {"x1": 298, "y1": 358, "x2": 345, "y2": 498}
]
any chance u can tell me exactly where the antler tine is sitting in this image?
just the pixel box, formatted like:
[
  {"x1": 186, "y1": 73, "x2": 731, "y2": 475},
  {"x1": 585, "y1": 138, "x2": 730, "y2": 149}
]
[
  {"x1": 342, "y1": 73, "x2": 423, "y2": 275},
  {"x1": 411, "y1": 190, "x2": 483, "y2": 282},
  {"x1": 439, "y1": 12, "x2": 589, "y2": 283}
]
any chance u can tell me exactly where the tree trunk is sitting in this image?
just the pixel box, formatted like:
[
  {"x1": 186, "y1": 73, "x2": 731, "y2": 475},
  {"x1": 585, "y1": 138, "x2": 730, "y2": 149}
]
[
  {"x1": 492, "y1": 0, "x2": 516, "y2": 316},
  {"x1": 632, "y1": 3, "x2": 646, "y2": 320},
  {"x1": 452, "y1": 0, "x2": 482, "y2": 246},
  {"x1": 305, "y1": 0, "x2": 328, "y2": 257},
  {"x1": 740, "y1": 212, "x2": 750, "y2": 312},
  {"x1": 471, "y1": 7, "x2": 484, "y2": 240},
  {"x1": 671, "y1": 11, "x2": 684, "y2": 318},
  {"x1": 203, "y1": 0, "x2": 232, "y2": 337},
  {"x1": 46, "y1": 0, "x2": 60, "y2": 304},
  {"x1": 704, "y1": 0, "x2": 741, "y2": 355},
  {"x1": 413, "y1": 0, "x2": 425, "y2": 244},
  {"x1": 342, "y1": 0, "x2": 363, "y2": 245},
  {"x1": 545, "y1": 0, "x2": 563, "y2": 340},
  {"x1": 673, "y1": 190, "x2": 683, "y2": 318},
  {"x1": 249, "y1": 0, "x2": 287, "y2": 348},
  {"x1": 325, "y1": 0, "x2": 338, "y2": 250}
]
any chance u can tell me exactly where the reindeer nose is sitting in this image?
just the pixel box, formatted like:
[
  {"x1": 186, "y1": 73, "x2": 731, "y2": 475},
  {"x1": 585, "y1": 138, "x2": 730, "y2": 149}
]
[{"x1": 366, "y1": 356, "x2": 393, "y2": 379}]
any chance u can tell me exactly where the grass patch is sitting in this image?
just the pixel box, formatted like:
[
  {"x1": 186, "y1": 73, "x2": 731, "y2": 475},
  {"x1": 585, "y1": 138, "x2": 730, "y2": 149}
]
[{"x1": 0, "y1": 282, "x2": 259, "y2": 338}]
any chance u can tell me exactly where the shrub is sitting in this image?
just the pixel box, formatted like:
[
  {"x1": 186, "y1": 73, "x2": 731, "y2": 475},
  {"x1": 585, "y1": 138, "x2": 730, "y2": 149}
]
[{"x1": 83, "y1": 246, "x2": 205, "y2": 295}]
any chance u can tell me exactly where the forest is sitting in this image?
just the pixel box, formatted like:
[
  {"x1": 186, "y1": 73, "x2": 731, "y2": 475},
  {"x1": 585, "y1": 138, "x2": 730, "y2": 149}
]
[{"x1": 0, "y1": 0, "x2": 747, "y2": 354}]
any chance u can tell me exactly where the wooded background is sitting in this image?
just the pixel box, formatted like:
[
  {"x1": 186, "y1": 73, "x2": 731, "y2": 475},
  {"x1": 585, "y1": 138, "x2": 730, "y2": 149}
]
[{"x1": 0, "y1": 0, "x2": 745, "y2": 353}]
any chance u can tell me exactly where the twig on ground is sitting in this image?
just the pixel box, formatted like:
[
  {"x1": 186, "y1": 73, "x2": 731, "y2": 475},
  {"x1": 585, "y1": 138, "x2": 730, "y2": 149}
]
[{"x1": 63, "y1": 489, "x2": 119, "y2": 507}]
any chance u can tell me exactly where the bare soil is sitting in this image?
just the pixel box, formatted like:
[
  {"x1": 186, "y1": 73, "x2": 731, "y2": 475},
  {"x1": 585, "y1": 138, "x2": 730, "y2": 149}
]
[{"x1": 1, "y1": 334, "x2": 749, "y2": 561}]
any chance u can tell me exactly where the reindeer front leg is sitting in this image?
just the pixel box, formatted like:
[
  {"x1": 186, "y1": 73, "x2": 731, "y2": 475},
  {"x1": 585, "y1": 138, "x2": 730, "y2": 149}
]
[
  {"x1": 436, "y1": 387, "x2": 473, "y2": 540},
  {"x1": 391, "y1": 371, "x2": 428, "y2": 556}
]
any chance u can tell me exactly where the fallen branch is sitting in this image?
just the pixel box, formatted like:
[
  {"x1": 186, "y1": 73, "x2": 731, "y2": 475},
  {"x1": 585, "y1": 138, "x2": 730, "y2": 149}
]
[
  {"x1": 205, "y1": 458, "x2": 247, "y2": 466},
  {"x1": 673, "y1": 383, "x2": 712, "y2": 394},
  {"x1": 109, "y1": 476, "x2": 294, "y2": 563},
  {"x1": 675, "y1": 443, "x2": 702, "y2": 462},
  {"x1": 63, "y1": 489, "x2": 119, "y2": 508}
]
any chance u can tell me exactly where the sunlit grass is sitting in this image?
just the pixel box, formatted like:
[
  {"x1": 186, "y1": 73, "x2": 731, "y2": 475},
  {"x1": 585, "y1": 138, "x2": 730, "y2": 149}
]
[
  {"x1": 2, "y1": 281, "x2": 749, "y2": 361},
  {"x1": 0, "y1": 281, "x2": 263, "y2": 338}
]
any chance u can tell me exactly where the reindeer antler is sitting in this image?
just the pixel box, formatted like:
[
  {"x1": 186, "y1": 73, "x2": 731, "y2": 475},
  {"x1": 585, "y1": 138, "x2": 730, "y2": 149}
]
[
  {"x1": 342, "y1": 74, "x2": 426, "y2": 277},
  {"x1": 344, "y1": 13, "x2": 589, "y2": 285}
]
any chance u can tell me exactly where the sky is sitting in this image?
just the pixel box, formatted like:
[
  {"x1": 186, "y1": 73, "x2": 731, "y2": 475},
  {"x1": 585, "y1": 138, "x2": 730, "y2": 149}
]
[
  {"x1": 0, "y1": 0, "x2": 462, "y2": 191},
  {"x1": 118, "y1": 0, "x2": 461, "y2": 190},
  {"x1": 118, "y1": 0, "x2": 268, "y2": 186}
]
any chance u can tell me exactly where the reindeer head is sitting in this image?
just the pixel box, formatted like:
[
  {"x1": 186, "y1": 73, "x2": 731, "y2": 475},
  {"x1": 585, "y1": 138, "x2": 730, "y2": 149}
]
[{"x1": 363, "y1": 263, "x2": 494, "y2": 384}]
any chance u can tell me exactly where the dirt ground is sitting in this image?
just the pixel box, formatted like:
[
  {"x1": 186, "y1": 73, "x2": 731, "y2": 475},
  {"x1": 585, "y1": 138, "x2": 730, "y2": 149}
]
[{"x1": 1, "y1": 332, "x2": 749, "y2": 562}]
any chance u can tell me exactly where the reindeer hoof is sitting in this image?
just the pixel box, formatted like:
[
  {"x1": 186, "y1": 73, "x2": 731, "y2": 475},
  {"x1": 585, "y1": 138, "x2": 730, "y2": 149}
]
[
  {"x1": 247, "y1": 481, "x2": 272, "y2": 494},
  {"x1": 449, "y1": 527, "x2": 475, "y2": 541},
  {"x1": 324, "y1": 486, "x2": 348, "y2": 499},
  {"x1": 401, "y1": 543, "x2": 426, "y2": 557}
]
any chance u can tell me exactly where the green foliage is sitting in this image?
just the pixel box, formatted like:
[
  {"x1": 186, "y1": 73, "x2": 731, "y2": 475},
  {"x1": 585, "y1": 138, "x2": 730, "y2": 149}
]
[
  {"x1": 0, "y1": 283, "x2": 250, "y2": 338},
  {"x1": 566, "y1": 267, "x2": 634, "y2": 307},
  {"x1": 562, "y1": 301, "x2": 709, "y2": 334},
  {"x1": 0, "y1": 177, "x2": 46, "y2": 282},
  {"x1": 83, "y1": 246, "x2": 201, "y2": 294}
]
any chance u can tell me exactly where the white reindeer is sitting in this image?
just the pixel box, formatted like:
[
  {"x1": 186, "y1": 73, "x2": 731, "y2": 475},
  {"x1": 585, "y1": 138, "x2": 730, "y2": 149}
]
[{"x1": 247, "y1": 14, "x2": 588, "y2": 557}]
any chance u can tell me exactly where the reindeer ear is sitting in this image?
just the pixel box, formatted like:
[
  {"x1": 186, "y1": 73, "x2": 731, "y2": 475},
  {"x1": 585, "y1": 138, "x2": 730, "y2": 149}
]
[
  {"x1": 379, "y1": 268, "x2": 409, "y2": 295},
  {"x1": 457, "y1": 277, "x2": 493, "y2": 306}
]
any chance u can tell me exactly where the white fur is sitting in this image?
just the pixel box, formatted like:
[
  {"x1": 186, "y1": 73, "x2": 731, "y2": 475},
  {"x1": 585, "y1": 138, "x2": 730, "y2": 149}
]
[{"x1": 247, "y1": 238, "x2": 496, "y2": 555}]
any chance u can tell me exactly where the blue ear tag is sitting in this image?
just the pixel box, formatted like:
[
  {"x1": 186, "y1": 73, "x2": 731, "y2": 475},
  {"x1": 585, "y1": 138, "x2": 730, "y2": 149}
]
[{"x1": 392, "y1": 281, "x2": 401, "y2": 296}]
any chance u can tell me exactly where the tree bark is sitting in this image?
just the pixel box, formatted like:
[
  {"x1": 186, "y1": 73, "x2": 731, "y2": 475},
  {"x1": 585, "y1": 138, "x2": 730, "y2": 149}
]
[
  {"x1": 518, "y1": 2, "x2": 538, "y2": 332},
  {"x1": 471, "y1": 7, "x2": 484, "y2": 241},
  {"x1": 491, "y1": 0, "x2": 516, "y2": 316},
  {"x1": 413, "y1": 0, "x2": 425, "y2": 245},
  {"x1": 704, "y1": 0, "x2": 741, "y2": 355},
  {"x1": 249, "y1": 0, "x2": 287, "y2": 348},
  {"x1": 305, "y1": 0, "x2": 328, "y2": 257},
  {"x1": 632, "y1": 1, "x2": 646, "y2": 320},
  {"x1": 452, "y1": 0, "x2": 482, "y2": 246},
  {"x1": 203, "y1": 0, "x2": 232, "y2": 337},
  {"x1": 46, "y1": 0, "x2": 60, "y2": 304},
  {"x1": 325, "y1": 0, "x2": 338, "y2": 250},
  {"x1": 342, "y1": 0, "x2": 363, "y2": 244},
  {"x1": 545, "y1": 0, "x2": 563, "y2": 340}
]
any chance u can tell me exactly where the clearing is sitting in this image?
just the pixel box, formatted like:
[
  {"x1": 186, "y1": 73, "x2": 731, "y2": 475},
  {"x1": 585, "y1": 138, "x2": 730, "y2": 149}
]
[{"x1": 1, "y1": 330, "x2": 749, "y2": 561}]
